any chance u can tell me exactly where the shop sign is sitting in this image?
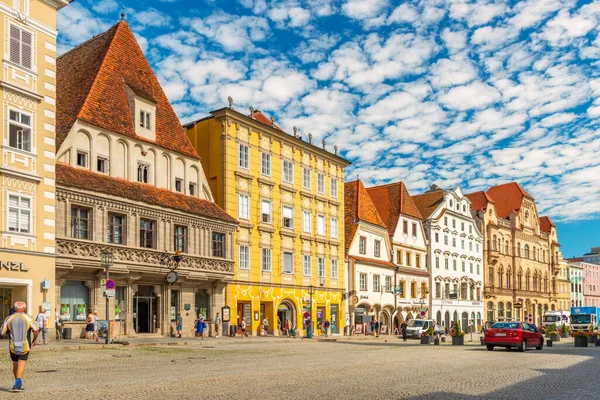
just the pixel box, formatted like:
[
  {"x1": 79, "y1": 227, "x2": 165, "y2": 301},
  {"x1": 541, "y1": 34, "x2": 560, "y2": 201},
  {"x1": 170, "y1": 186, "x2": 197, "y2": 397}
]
[
  {"x1": 359, "y1": 295, "x2": 369, "y2": 300},
  {"x1": 222, "y1": 306, "x2": 230, "y2": 322},
  {"x1": 1, "y1": 261, "x2": 28, "y2": 272},
  {"x1": 342, "y1": 290, "x2": 357, "y2": 300},
  {"x1": 514, "y1": 303, "x2": 523, "y2": 309},
  {"x1": 317, "y1": 310, "x2": 323, "y2": 319},
  {"x1": 184, "y1": 304, "x2": 191, "y2": 311},
  {"x1": 471, "y1": 302, "x2": 482, "y2": 306},
  {"x1": 351, "y1": 295, "x2": 359, "y2": 305},
  {"x1": 354, "y1": 307, "x2": 366, "y2": 314},
  {"x1": 398, "y1": 300, "x2": 412, "y2": 305}
]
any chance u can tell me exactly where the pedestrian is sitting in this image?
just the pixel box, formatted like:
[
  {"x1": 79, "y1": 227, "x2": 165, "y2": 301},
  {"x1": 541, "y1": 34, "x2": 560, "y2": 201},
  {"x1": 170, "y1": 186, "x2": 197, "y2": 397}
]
[
  {"x1": 374, "y1": 319, "x2": 380, "y2": 337},
  {"x1": 324, "y1": 320, "x2": 330, "y2": 337},
  {"x1": 305, "y1": 319, "x2": 313, "y2": 339},
  {"x1": 176, "y1": 313, "x2": 183, "y2": 338},
  {"x1": 369, "y1": 320, "x2": 375, "y2": 335},
  {"x1": 401, "y1": 321, "x2": 408, "y2": 342},
  {"x1": 434, "y1": 321, "x2": 440, "y2": 339},
  {"x1": 55, "y1": 309, "x2": 62, "y2": 341},
  {"x1": 215, "y1": 312, "x2": 222, "y2": 338},
  {"x1": 35, "y1": 309, "x2": 48, "y2": 345},
  {"x1": 1, "y1": 301, "x2": 40, "y2": 392},
  {"x1": 85, "y1": 309, "x2": 98, "y2": 342},
  {"x1": 262, "y1": 316, "x2": 269, "y2": 336},
  {"x1": 278, "y1": 318, "x2": 283, "y2": 335},
  {"x1": 196, "y1": 316, "x2": 205, "y2": 340},
  {"x1": 285, "y1": 318, "x2": 292, "y2": 337},
  {"x1": 241, "y1": 317, "x2": 247, "y2": 337}
]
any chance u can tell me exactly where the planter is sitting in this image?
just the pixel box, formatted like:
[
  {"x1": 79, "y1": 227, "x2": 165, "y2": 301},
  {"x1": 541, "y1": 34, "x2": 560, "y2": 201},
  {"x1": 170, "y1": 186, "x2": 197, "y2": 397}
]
[
  {"x1": 560, "y1": 331, "x2": 570, "y2": 338},
  {"x1": 434, "y1": 338, "x2": 440, "y2": 345},
  {"x1": 588, "y1": 335, "x2": 596, "y2": 344},
  {"x1": 544, "y1": 333, "x2": 550, "y2": 338},
  {"x1": 574, "y1": 337, "x2": 588, "y2": 347},
  {"x1": 420, "y1": 336, "x2": 431, "y2": 344},
  {"x1": 452, "y1": 336, "x2": 464, "y2": 346},
  {"x1": 550, "y1": 334, "x2": 561, "y2": 342}
]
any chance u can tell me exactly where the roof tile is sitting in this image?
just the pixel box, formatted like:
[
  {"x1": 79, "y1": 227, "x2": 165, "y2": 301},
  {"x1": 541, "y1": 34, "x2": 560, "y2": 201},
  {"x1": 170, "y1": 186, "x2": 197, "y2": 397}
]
[
  {"x1": 366, "y1": 181, "x2": 422, "y2": 235},
  {"x1": 344, "y1": 180, "x2": 387, "y2": 250},
  {"x1": 411, "y1": 189, "x2": 444, "y2": 220}
]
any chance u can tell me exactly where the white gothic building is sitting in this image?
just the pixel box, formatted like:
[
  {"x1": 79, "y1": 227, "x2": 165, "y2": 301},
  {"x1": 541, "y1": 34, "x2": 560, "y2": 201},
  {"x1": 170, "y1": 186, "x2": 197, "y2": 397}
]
[{"x1": 413, "y1": 185, "x2": 484, "y2": 332}]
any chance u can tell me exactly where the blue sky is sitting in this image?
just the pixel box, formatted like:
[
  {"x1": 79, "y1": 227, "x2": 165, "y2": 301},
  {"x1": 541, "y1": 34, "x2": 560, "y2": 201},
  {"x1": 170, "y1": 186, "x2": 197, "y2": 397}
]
[{"x1": 57, "y1": 0, "x2": 600, "y2": 258}]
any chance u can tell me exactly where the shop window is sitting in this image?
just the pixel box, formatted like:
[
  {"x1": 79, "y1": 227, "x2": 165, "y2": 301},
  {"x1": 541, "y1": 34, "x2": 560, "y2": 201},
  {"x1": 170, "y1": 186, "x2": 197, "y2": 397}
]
[
  {"x1": 71, "y1": 207, "x2": 90, "y2": 239},
  {"x1": 115, "y1": 286, "x2": 126, "y2": 320},
  {"x1": 107, "y1": 213, "x2": 124, "y2": 244},
  {"x1": 195, "y1": 290, "x2": 209, "y2": 320},
  {"x1": 59, "y1": 281, "x2": 89, "y2": 322},
  {"x1": 212, "y1": 232, "x2": 225, "y2": 258},
  {"x1": 170, "y1": 290, "x2": 179, "y2": 321}
]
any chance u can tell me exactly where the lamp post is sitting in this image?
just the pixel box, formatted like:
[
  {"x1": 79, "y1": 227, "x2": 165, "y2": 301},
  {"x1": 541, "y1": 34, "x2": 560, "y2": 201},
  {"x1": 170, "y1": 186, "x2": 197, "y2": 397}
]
[
  {"x1": 308, "y1": 284, "x2": 314, "y2": 338},
  {"x1": 100, "y1": 250, "x2": 114, "y2": 344}
]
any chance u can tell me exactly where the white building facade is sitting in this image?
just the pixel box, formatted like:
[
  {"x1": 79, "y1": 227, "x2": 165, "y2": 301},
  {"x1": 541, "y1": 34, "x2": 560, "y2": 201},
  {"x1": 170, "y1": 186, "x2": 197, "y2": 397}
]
[
  {"x1": 568, "y1": 262, "x2": 584, "y2": 308},
  {"x1": 413, "y1": 186, "x2": 484, "y2": 332}
]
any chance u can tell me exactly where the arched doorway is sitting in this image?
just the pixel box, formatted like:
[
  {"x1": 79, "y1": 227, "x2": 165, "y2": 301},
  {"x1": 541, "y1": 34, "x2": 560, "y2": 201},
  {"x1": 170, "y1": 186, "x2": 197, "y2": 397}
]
[
  {"x1": 453, "y1": 310, "x2": 458, "y2": 325},
  {"x1": 380, "y1": 309, "x2": 391, "y2": 333},
  {"x1": 436, "y1": 311, "x2": 442, "y2": 325},
  {"x1": 278, "y1": 300, "x2": 296, "y2": 335},
  {"x1": 477, "y1": 312, "x2": 482, "y2": 332},
  {"x1": 444, "y1": 311, "x2": 450, "y2": 330},
  {"x1": 537, "y1": 304, "x2": 543, "y2": 325},
  {"x1": 461, "y1": 312, "x2": 468, "y2": 333},
  {"x1": 134, "y1": 285, "x2": 158, "y2": 334}
]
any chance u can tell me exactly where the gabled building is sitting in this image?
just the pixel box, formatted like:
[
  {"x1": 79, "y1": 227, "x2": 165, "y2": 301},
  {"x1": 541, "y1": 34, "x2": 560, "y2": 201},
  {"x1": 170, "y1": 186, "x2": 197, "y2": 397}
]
[
  {"x1": 186, "y1": 107, "x2": 350, "y2": 336},
  {"x1": 413, "y1": 185, "x2": 484, "y2": 332},
  {"x1": 0, "y1": 0, "x2": 70, "y2": 330},
  {"x1": 466, "y1": 182, "x2": 560, "y2": 326},
  {"x1": 367, "y1": 182, "x2": 429, "y2": 327},
  {"x1": 55, "y1": 20, "x2": 237, "y2": 338}
]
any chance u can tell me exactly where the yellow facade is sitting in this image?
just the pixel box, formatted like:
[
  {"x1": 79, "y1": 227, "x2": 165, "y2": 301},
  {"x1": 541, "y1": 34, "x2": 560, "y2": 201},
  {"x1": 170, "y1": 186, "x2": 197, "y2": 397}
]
[
  {"x1": 557, "y1": 257, "x2": 571, "y2": 312},
  {"x1": 0, "y1": 0, "x2": 69, "y2": 329},
  {"x1": 187, "y1": 108, "x2": 350, "y2": 335}
]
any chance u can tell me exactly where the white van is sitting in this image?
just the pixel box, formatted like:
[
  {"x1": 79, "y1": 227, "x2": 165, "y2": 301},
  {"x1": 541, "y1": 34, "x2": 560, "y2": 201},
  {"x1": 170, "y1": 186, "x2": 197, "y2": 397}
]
[
  {"x1": 543, "y1": 311, "x2": 570, "y2": 329},
  {"x1": 406, "y1": 319, "x2": 434, "y2": 338}
]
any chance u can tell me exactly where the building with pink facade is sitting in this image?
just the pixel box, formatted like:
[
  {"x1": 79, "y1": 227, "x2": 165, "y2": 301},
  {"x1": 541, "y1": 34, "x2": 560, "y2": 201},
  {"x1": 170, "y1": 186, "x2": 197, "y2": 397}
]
[{"x1": 582, "y1": 262, "x2": 600, "y2": 307}]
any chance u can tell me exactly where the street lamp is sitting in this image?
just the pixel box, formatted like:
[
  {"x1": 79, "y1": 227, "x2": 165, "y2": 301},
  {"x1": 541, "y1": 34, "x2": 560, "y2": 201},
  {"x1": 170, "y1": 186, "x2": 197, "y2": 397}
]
[
  {"x1": 100, "y1": 250, "x2": 114, "y2": 344},
  {"x1": 307, "y1": 277, "x2": 325, "y2": 338}
]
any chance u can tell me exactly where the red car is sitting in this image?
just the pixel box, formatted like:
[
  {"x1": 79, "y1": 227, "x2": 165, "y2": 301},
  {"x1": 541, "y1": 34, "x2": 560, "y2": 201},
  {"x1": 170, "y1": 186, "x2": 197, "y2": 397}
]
[{"x1": 484, "y1": 321, "x2": 544, "y2": 351}]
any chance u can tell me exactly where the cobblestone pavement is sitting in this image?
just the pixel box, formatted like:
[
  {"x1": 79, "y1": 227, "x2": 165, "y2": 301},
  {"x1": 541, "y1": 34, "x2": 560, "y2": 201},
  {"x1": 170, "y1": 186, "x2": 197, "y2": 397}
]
[{"x1": 0, "y1": 338, "x2": 598, "y2": 399}]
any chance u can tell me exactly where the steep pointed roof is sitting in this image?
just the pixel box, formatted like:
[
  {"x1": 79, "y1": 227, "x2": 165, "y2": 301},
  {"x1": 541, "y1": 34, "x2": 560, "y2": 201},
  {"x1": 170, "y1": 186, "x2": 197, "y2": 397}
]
[
  {"x1": 486, "y1": 182, "x2": 533, "y2": 219},
  {"x1": 57, "y1": 20, "x2": 198, "y2": 158},
  {"x1": 465, "y1": 190, "x2": 494, "y2": 211},
  {"x1": 344, "y1": 180, "x2": 387, "y2": 250},
  {"x1": 366, "y1": 181, "x2": 423, "y2": 235},
  {"x1": 411, "y1": 188, "x2": 445, "y2": 220},
  {"x1": 539, "y1": 216, "x2": 555, "y2": 233}
]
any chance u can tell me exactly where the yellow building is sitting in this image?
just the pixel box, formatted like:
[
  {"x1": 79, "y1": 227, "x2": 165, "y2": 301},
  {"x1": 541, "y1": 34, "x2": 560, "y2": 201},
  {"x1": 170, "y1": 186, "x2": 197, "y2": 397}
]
[
  {"x1": 186, "y1": 106, "x2": 350, "y2": 335},
  {"x1": 0, "y1": 0, "x2": 69, "y2": 328},
  {"x1": 557, "y1": 254, "x2": 571, "y2": 312}
]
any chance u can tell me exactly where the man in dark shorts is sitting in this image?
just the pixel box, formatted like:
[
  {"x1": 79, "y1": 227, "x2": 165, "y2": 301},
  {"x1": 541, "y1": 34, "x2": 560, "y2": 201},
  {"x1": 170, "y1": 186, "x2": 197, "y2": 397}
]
[{"x1": 1, "y1": 301, "x2": 39, "y2": 392}]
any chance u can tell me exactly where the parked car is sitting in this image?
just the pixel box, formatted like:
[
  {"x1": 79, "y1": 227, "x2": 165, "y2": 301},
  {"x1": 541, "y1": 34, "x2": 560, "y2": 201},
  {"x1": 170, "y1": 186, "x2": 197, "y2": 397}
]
[{"x1": 484, "y1": 321, "x2": 544, "y2": 352}]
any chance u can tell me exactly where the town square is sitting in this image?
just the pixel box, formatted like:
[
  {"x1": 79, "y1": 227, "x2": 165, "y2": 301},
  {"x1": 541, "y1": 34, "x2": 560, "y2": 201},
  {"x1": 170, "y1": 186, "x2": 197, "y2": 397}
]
[{"x1": 0, "y1": 0, "x2": 600, "y2": 398}]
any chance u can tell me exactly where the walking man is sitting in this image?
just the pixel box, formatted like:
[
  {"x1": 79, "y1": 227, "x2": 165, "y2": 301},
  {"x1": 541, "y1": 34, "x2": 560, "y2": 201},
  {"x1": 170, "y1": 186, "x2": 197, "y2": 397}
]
[
  {"x1": 215, "y1": 312, "x2": 222, "y2": 338},
  {"x1": 1, "y1": 301, "x2": 39, "y2": 392},
  {"x1": 324, "y1": 319, "x2": 330, "y2": 337},
  {"x1": 35, "y1": 309, "x2": 48, "y2": 345},
  {"x1": 374, "y1": 319, "x2": 380, "y2": 338},
  {"x1": 176, "y1": 313, "x2": 183, "y2": 338},
  {"x1": 401, "y1": 320, "x2": 408, "y2": 342},
  {"x1": 262, "y1": 316, "x2": 269, "y2": 336}
]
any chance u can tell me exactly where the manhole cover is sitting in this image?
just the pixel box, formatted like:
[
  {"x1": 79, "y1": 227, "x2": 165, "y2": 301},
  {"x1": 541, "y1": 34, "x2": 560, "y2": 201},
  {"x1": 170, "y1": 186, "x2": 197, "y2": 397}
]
[
  {"x1": 112, "y1": 355, "x2": 132, "y2": 358},
  {"x1": 36, "y1": 370, "x2": 58, "y2": 373}
]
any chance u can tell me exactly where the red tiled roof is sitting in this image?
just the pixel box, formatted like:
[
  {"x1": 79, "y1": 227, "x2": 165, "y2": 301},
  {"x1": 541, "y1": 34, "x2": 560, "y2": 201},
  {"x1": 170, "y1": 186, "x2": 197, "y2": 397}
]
[
  {"x1": 539, "y1": 216, "x2": 554, "y2": 233},
  {"x1": 465, "y1": 191, "x2": 494, "y2": 211},
  {"x1": 57, "y1": 20, "x2": 198, "y2": 158},
  {"x1": 56, "y1": 163, "x2": 236, "y2": 224},
  {"x1": 411, "y1": 189, "x2": 444, "y2": 220},
  {"x1": 249, "y1": 110, "x2": 285, "y2": 132},
  {"x1": 344, "y1": 180, "x2": 387, "y2": 250},
  {"x1": 486, "y1": 182, "x2": 533, "y2": 219},
  {"x1": 367, "y1": 181, "x2": 423, "y2": 236}
]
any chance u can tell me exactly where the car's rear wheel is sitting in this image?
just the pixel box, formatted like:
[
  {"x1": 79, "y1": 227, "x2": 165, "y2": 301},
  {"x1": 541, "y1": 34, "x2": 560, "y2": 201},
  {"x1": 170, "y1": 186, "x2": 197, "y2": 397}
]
[
  {"x1": 518, "y1": 339, "x2": 526, "y2": 352},
  {"x1": 486, "y1": 344, "x2": 494, "y2": 351},
  {"x1": 536, "y1": 340, "x2": 543, "y2": 351}
]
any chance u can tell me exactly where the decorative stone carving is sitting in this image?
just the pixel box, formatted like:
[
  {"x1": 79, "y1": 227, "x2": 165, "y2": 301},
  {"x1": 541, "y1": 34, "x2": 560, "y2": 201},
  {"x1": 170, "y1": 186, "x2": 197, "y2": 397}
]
[
  {"x1": 316, "y1": 159, "x2": 324, "y2": 171},
  {"x1": 302, "y1": 240, "x2": 311, "y2": 252},
  {"x1": 329, "y1": 164, "x2": 337, "y2": 176},
  {"x1": 317, "y1": 243, "x2": 325, "y2": 255},
  {"x1": 236, "y1": 177, "x2": 250, "y2": 192},
  {"x1": 281, "y1": 191, "x2": 293, "y2": 204},
  {"x1": 330, "y1": 205, "x2": 337, "y2": 216},
  {"x1": 259, "y1": 136, "x2": 271, "y2": 151},
  {"x1": 282, "y1": 237, "x2": 293, "y2": 250},
  {"x1": 302, "y1": 153, "x2": 310, "y2": 166},
  {"x1": 281, "y1": 144, "x2": 292, "y2": 159},
  {"x1": 238, "y1": 127, "x2": 249, "y2": 141},
  {"x1": 260, "y1": 184, "x2": 272, "y2": 197},
  {"x1": 238, "y1": 229, "x2": 249, "y2": 242},
  {"x1": 316, "y1": 201, "x2": 325, "y2": 213},
  {"x1": 302, "y1": 197, "x2": 311, "y2": 209},
  {"x1": 260, "y1": 232, "x2": 271, "y2": 246},
  {"x1": 2, "y1": 176, "x2": 35, "y2": 192}
]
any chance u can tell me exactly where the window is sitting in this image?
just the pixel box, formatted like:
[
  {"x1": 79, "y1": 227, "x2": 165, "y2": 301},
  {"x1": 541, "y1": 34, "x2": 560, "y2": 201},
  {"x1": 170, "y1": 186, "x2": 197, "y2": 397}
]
[
  {"x1": 469, "y1": 242, "x2": 473, "y2": 251},
  {"x1": 302, "y1": 211, "x2": 311, "y2": 233},
  {"x1": 411, "y1": 282, "x2": 417, "y2": 298},
  {"x1": 238, "y1": 144, "x2": 249, "y2": 169},
  {"x1": 8, "y1": 110, "x2": 32, "y2": 152},
  {"x1": 385, "y1": 276, "x2": 391, "y2": 292},
  {"x1": 8, "y1": 195, "x2": 30, "y2": 233},
  {"x1": 445, "y1": 283, "x2": 450, "y2": 298},
  {"x1": 283, "y1": 160, "x2": 293, "y2": 183},
  {"x1": 139, "y1": 110, "x2": 151, "y2": 129},
  {"x1": 444, "y1": 217, "x2": 448, "y2": 226},
  {"x1": 188, "y1": 183, "x2": 197, "y2": 196},
  {"x1": 71, "y1": 207, "x2": 90, "y2": 239},
  {"x1": 470, "y1": 262, "x2": 473, "y2": 273},
  {"x1": 444, "y1": 235, "x2": 448, "y2": 245},
  {"x1": 403, "y1": 220, "x2": 408, "y2": 235},
  {"x1": 262, "y1": 248, "x2": 272, "y2": 272},
  {"x1": 416, "y1": 255, "x2": 421, "y2": 268},
  {"x1": 452, "y1": 219, "x2": 456, "y2": 228},
  {"x1": 398, "y1": 281, "x2": 405, "y2": 297},
  {"x1": 212, "y1": 232, "x2": 225, "y2": 258},
  {"x1": 330, "y1": 218, "x2": 338, "y2": 239},
  {"x1": 373, "y1": 275, "x2": 380, "y2": 292},
  {"x1": 476, "y1": 244, "x2": 479, "y2": 253},
  {"x1": 139, "y1": 219, "x2": 154, "y2": 248},
  {"x1": 331, "y1": 260, "x2": 338, "y2": 279},
  {"x1": 406, "y1": 251, "x2": 412, "y2": 266},
  {"x1": 282, "y1": 206, "x2": 294, "y2": 229},
  {"x1": 238, "y1": 194, "x2": 249, "y2": 220},
  {"x1": 261, "y1": 200, "x2": 272, "y2": 224},
  {"x1": 524, "y1": 245, "x2": 530, "y2": 258},
  {"x1": 170, "y1": 290, "x2": 179, "y2": 322},
  {"x1": 453, "y1": 259, "x2": 457, "y2": 271},
  {"x1": 175, "y1": 179, "x2": 183, "y2": 193},
  {"x1": 239, "y1": 246, "x2": 250, "y2": 270},
  {"x1": 435, "y1": 256, "x2": 440, "y2": 269},
  {"x1": 412, "y1": 223, "x2": 417, "y2": 237},
  {"x1": 445, "y1": 258, "x2": 449, "y2": 270},
  {"x1": 317, "y1": 215, "x2": 325, "y2": 236},
  {"x1": 9, "y1": 25, "x2": 32, "y2": 69},
  {"x1": 461, "y1": 240, "x2": 465, "y2": 249},
  {"x1": 317, "y1": 173, "x2": 325, "y2": 194},
  {"x1": 452, "y1": 237, "x2": 456, "y2": 247},
  {"x1": 435, "y1": 233, "x2": 439, "y2": 243},
  {"x1": 303, "y1": 255, "x2": 312, "y2": 276},
  {"x1": 76, "y1": 151, "x2": 88, "y2": 167},
  {"x1": 461, "y1": 222, "x2": 464, "y2": 231},
  {"x1": 436, "y1": 282, "x2": 441, "y2": 298},
  {"x1": 330, "y1": 177, "x2": 338, "y2": 198},
  {"x1": 303, "y1": 168, "x2": 311, "y2": 189},
  {"x1": 318, "y1": 257, "x2": 325, "y2": 277},
  {"x1": 359, "y1": 236, "x2": 366, "y2": 254},
  {"x1": 107, "y1": 213, "x2": 124, "y2": 244},
  {"x1": 374, "y1": 240, "x2": 381, "y2": 257},
  {"x1": 261, "y1": 152, "x2": 271, "y2": 176},
  {"x1": 469, "y1": 225, "x2": 472, "y2": 234},
  {"x1": 174, "y1": 225, "x2": 187, "y2": 252},
  {"x1": 283, "y1": 252, "x2": 293, "y2": 274},
  {"x1": 396, "y1": 250, "x2": 402, "y2": 264},
  {"x1": 97, "y1": 157, "x2": 108, "y2": 173},
  {"x1": 462, "y1": 261, "x2": 465, "y2": 272},
  {"x1": 137, "y1": 162, "x2": 150, "y2": 183},
  {"x1": 360, "y1": 273, "x2": 367, "y2": 291}
]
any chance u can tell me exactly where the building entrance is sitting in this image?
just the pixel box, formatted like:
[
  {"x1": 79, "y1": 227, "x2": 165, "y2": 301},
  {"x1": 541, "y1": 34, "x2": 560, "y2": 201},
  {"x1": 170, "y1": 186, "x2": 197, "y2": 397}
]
[
  {"x1": 0, "y1": 288, "x2": 12, "y2": 322},
  {"x1": 134, "y1": 286, "x2": 158, "y2": 333}
]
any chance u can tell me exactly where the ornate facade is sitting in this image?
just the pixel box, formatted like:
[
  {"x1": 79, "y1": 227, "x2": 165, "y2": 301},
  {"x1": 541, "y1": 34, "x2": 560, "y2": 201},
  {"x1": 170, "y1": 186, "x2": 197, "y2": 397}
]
[
  {"x1": 0, "y1": 0, "x2": 69, "y2": 332},
  {"x1": 55, "y1": 20, "x2": 236, "y2": 338},
  {"x1": 467, "y1": 182, "x2": 560, "y2": 326}
]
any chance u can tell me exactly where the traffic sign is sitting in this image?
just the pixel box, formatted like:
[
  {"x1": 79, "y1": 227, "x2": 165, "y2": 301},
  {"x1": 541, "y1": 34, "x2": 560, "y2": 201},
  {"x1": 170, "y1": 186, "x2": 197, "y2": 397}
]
[
  {"x1": 105, "y1": 289, "x2": 115, "y2": 298},
  {"x1": 105, "y1": 279, "x2": 115, "y2": 290}
]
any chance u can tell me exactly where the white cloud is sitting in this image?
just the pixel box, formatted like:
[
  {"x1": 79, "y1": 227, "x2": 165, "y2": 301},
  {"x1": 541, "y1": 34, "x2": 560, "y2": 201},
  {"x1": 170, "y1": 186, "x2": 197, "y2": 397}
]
[
  {"x1": 133, "y1": 8, "x2": 172, "y2": 28},
  {"x1": 92, "y1": 0, "x2": 118, "y2": 14},
  {"x1": 438, "y1": 82, "x2": 501, "y2": 110},
  {"x1": 540, "y1": 113, "x2": 576, "y2": 127},
  {"x1": 342, "y1": 0, "x2": 389, "y2": 22},
  {"x1": 57, "y1": 3, "x2": 111, "y2": 51}
]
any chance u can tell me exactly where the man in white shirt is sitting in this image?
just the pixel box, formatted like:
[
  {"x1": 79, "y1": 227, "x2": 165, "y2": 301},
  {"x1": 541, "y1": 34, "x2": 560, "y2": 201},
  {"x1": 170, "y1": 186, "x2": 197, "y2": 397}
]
[{"x1": 35, "y1": 309, "x2": 48, "y2": 345}]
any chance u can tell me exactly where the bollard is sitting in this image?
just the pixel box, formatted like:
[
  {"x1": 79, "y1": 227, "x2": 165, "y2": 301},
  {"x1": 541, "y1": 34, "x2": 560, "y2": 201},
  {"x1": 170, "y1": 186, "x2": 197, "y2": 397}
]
[
  {"x1": 434, "y1": 338, "x2": 440, "y2": 345},
  {"x1": 547, "y1": 339, "x2": 553, "y2": 347}
]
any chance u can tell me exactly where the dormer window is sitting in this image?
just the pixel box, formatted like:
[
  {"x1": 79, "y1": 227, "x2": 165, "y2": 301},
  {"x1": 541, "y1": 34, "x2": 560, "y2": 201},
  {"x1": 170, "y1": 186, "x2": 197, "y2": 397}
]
[
  {"x1": 77, "y1": 151, "x2": 88, "y2": 168},
  {"x1": 189, "y1": 183, "x2": 197, "y2": 196},
  {"x1": 137, "y1": 162, "x2": 150, "y2": 183},
  {"x1": 140, "y1": 110, "x2": 151, "y2": 129},
  {"x1": 175, "y1": 178, "x2": 183, "y2": 193}
]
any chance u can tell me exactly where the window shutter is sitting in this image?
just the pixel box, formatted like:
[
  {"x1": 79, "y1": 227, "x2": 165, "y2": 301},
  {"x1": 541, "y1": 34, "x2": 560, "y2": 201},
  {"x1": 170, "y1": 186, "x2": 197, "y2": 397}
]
[
  {"x1": 8, "y1": 208, "x2": 18, "y2": 230},
  {"x1": 261, "y1": 201, "x2": 270, "y2": 215},
  {"x1": 21, "y1": 30, "x2": 31, "y2": 69},
  {"x1": 19, "y1": 210, "x2": 30, "y2": 233},
  {"x1": 10, "y1": 25, "x2": 20, "y2": 65},
  {"x1": 283, "y1": 207, "x2": 292, "y2": 219},
  {"x1": 8, "y1": 195, "x2": 19, "y2": 207}
]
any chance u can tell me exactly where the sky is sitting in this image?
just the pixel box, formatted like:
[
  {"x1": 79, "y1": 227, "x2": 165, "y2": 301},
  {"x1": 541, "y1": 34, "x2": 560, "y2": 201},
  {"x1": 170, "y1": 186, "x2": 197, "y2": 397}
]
[{"x1": 57, "y1": 0, "x2": 600, "y2": 258}]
